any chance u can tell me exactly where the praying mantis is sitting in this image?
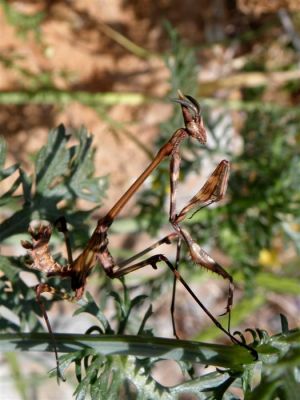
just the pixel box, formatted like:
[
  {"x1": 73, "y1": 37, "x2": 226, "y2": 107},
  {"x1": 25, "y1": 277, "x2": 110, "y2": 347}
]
[{"x1": 22, "y1": 91, "x2": 256, "y2": 379}]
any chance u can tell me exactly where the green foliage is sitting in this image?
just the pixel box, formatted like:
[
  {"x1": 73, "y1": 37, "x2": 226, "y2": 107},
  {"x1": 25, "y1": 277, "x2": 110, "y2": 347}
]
[
  {"x1": 178, "y1": 107, "x2": 300, "y2": 298},
  {"x1": 0, "y1": 113, "x2": 299, "y2": 398},
  {"x1": 0, "y1": 0, "x2": 44, "y2": 39},
  {"x1": 222, "y1": 110, "x2": 300, "y2": 267},
  {"x1": 0, "y1": 127, "x2": 107, "y2": 335},
  {"x1": 0, "y1": 125, "x2": 107, "y2": 243},
  {"x1": 1, "y1": 298, "x2": 300, "y2": 399}
]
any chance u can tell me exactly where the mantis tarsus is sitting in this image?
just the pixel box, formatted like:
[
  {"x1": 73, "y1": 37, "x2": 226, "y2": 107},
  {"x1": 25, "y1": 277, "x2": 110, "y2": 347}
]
[{"x1": 22, "y1": 91, "x2": 257, "y2": 380}]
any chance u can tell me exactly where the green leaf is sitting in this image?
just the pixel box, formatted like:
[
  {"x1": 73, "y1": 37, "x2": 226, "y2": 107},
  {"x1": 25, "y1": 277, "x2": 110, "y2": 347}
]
[
  {"x1": 35, "y1": 124, "x2": 71, "y2": 195},
  {"x1": 0, "y1": 125, "x2": 108, "y2": 241},
  {"x1": 0, "y1": 136, "x2": 19, "y2": 185},
  {"x1": 0, "y1": 332, "x2": 256, "y2": 368},
  {"x1": 74, "y1": 292, "x2": 114, "y2": 334}
]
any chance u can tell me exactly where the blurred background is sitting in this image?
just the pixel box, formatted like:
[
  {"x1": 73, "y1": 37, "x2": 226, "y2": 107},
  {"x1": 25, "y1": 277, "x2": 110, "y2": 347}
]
[{"x1": 0, "y1": 1, "x2": 300, "y2": 399}]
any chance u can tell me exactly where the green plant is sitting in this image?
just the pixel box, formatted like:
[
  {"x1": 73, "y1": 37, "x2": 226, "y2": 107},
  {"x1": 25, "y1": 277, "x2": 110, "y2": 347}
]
[
  {"x1": 0, "y1": 0, "x2": 44, "y2": 39},
  {"x1": 0, "y1": 111, "x2": 299, "y2": 398}
]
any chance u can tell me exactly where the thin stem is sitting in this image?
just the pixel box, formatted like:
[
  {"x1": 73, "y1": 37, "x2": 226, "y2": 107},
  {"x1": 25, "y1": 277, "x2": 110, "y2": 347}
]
[{"x1": 36, "y1": 287, "x2": 65, "y2": 381}]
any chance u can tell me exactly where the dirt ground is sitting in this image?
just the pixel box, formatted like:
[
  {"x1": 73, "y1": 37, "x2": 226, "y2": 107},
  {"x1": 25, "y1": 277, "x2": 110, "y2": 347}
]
[
  {"x1": 1, "y1": 1, "x2": 299, "y2": 204},
  {"x1": 0, "y1": 1, "x2": 279, "y2": 202},
  {"x1": 0, "y1": 1, "x2": 170, "y2": 207}
]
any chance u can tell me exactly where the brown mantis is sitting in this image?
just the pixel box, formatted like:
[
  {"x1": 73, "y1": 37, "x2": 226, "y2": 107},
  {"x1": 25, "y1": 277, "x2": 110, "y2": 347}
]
[{"x1": 22, "y1": 91, "x2": 256, "y2": 379}]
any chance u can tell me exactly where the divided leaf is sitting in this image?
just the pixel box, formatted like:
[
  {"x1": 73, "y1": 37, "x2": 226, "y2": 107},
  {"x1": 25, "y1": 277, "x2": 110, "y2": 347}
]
[{"x1": 0, "y1": 125, "x2": 108, "y2": 241}]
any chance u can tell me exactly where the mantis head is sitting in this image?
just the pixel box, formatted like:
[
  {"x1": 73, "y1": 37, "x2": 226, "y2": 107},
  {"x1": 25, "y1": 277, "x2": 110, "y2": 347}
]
[{"x1": 172, "y1": 90, "x2": 207, "y2": 144}]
